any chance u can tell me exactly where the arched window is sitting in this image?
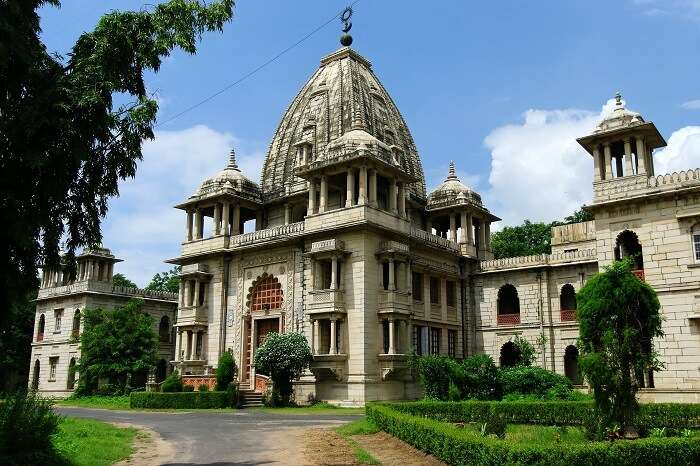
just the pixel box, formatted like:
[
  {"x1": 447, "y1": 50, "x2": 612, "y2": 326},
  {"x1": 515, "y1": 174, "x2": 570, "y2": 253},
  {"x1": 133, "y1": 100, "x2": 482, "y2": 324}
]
[
  {"x1": 497, "y1": 284, "x2": 520, "y2": 325},
  {"x1": 72, "y1": 309, "x2": 81, "y2": 338},
  {"x1": 31, "y1": 360, "x2": 40, "y2": 390},
  {"x1": 691, "y1": 224, "x2": 700, "y2": 263},
  {"x1": 560, "y1": 284, "x2": 577, "y2": 322},
  {"x1": 37, "y1": 314, "x2": 45, "y2": 341},
  {"x1": 159, "y1": 316, "x2": 171, "y2": 342},
  {"x1": 500, "y1": 341, "x2": 521, "y2": 367},
  {"x1": 155, "y1": 359, "x2": 167, "y2": 383},
  {"x1": 67, "y1": 358, "x2": 77, "y2": 390},
  {"x1": 248, "y1": 274, "x2": 283, "y2": 312},
  {"x1": 564, "y1": 345, "x2": 581, "y2": 385},
  {"x1": 615, "y1": 230, "x2": 644, "y2": 274}
]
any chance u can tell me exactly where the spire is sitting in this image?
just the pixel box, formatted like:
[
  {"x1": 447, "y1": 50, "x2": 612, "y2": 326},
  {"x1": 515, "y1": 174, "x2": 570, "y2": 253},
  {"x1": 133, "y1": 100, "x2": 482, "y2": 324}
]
[
  {"x1": 226, "y1": 148, "x2": 239, "y2": 170},
  {"x1": 340, "y1": 6, "x2": 353, "y2": 47},
  {"x1": 446, "y1": 161, "x2": 458, "y2": 181},
  {"x1": 614, "y1": 91, "x2": 624, "y2": 110}
]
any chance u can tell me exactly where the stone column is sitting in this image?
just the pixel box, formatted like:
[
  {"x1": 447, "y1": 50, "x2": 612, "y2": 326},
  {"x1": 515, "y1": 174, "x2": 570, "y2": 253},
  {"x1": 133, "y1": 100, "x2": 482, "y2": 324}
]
[
  {"x1": 449, "y1": 212, "x2": 457, "y2": 242},
  {"x1": 388, "y1": 258, "x2": 396, "y2": 291},
  {"x1": 186, "y1": 330, "x2": 193, "y2": 360},
  {"x1": 319, "y1": 175, "x2": 328, "y2": 213},
  {"x1": 313, "y1": 319, "x2": 320, "y2": 355},
  {"x1": 178, "y1": 282, "x2": 184, "y2": 306},
  {"x1": 174, "y1": 329, "x2": 181, "y2": 361},
  {"x1": 467, "y1": 213, "x2": 474, "y2": 245},
  {"x1": 308, "y1": 179, "x2": 316, "y2": 215},
  {"x1": 406, "y1": 261, "x2": 411, "y2": 294},
  {"x1": 186, "y1": 210, "x2": 194, "y2": 241},
  {"x1": 369, "y1": 169, "x2": 378, "y2": 207},
  {"x1": 358, "y1": 166, "x2": 367, "y2": 205},
  {"x1": 193, "y1": 279, "x2": 200, "y2": 307},
  {"x1": 593, "y1": 147, "x2": 602, "y2": 181},
  {"x1": 388, "y1": 318, "x2": 396, "y2": 355},
  {"x1": 221, "y1": 201, "x2": 230, "y2": 236},
  {"x1": 485, "y1": 221, "x2": 491, "y2": 249},
  {"x1": 389, "y1": 179, "x2": 398, "y2": 213},
  {"x1": 303, "y1": 145, "x2": 310, "y2": 165},
  {"x1": 398, "y1": 183, "x2": 406, "y2": 217},
  {"x1": 194, "y1": 209, "x2": 203, "y2": 240},
  {"x1": 479, "y1": 219, "x2": 487, "y2": 252},
  {"x1": 183, "y1": 279, "x2": 190, "y2": 306},
  {"x1": 329, "y1": 318, "x2": 337, "y2": 355},
  {"x1": 459, "y1": 211, "x2": 468, "y2": 243},
  {"x1": 232, "y1": 204, "x2": 241, "y2": 235},
  {"x1": 604, "y1": 143, "x2": 612, "y2": 179},
  {"x1": 624, "y1": 138, "x2": 633, "y2": 175},
  {"x1": 636, "y1": 137, "x2": 647, "y2": 175},
  {"x1": 346, "y1": 169, "x2": 355, "y2": 208},
  {"x1": 331, "y1": 256, "x2": 338, "y2": 290}
]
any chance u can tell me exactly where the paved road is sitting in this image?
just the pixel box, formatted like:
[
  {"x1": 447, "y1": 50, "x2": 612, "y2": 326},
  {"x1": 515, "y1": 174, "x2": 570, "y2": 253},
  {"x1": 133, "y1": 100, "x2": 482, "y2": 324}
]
[{"x1": 57, "y1": 407, "x2": 359, "y2": 466}]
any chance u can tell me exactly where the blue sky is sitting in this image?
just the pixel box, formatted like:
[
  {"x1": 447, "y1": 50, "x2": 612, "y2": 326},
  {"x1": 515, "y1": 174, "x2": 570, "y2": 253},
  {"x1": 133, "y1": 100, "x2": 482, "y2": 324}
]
[{"x1": 39, "y1": 0, "x2": 700, "y2": 285}]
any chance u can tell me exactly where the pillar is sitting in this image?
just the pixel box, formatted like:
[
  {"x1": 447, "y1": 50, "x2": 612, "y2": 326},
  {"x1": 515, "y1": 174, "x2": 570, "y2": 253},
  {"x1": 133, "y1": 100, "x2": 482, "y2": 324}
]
[
  {"x1": 186, "y1": 210, "x2": 194, "y2": 241},
  {"x1": 221, "y1": 201, "x2": 230, "y2": 235},
  {"x1": 232, "y1": 204, "x2": 241, "y2": 235},
  {"x1": 624, "y1": 138, "x2": 633, "y2": 175},
  {"x1": 194, "y1": 209, "x2": 203, "y2": 240},
  {"x1": 388, "y1": 319, "x2": 396, "y2": 355},
  {"x1": 345, "y1": 169, "x2": 355, "y2": 208},
  {"x1": 313, "y1": 319, "x2": 320, "y2": 355},
  {"x1": 449, "y1": 212, "x2": 457, "y2": 242},
  {"x1": 308, "y1": 179, "x2": 316, "y2": 215},
  {"x1": 178, "y1": 282, "x2": 184, "y2": 306},
  {"x1": 174, "y1": 329, "x2": 181, "y2": 361},
  {"x1": 319, "y1": 175, "x2": 328, "y2": 213},
  {"x1": 460, "y1": 211, "x2": 468, "y2": 243},
  {"x1": 331, "y1": 256, "x2": 338, "y2": 290},
  {"x1": 369, "y1": 169, "x2": 378, "y2": 207},
  {"x1": 358, "y1": 166, "x2": 367, "y2": 205},
  {"x1": 389, "y1": 179, "x2": 398, "y2": 213},
  {"x1": 467, "y1": 214, "x2": 475, "y2": 245},
  {"x1": 479, "y1": 219, "x2": 487, "y2": 252},
  {"x1": 636, "y1": 137, "x2": 647, "y2": 175},
  {"x1": 593, "y1": 147, "x2": 602, "y2": 181},
  {"x1": 485, "y1": 221, "x2": 491, "y2": 250},
  {"x1": 604, "y1": 143, "x2": 612, "y2": 179},
  {"x1": 284, "y1": 203, "x2": 291, "y2": 225},
  {"x1": 186, "y1": 330, "x2": 193, "y2": 360},
  {"x1": 193, "y1": 279, "x2": 200, "y2": 307},
  {"x1": 406, "y1": 261, "x2": 411, "y2": 294},
  {"x1": 303, "y1": 144, "x2": 310, "y2": 165},
  {"x1": 398, "y1": 183, "x2": 406, "y2": 217},
  {"x1": 183, "y1": 279, "x2": 190, "y2": 306},
  {"x1": 214, "y1": 203, "x2": 221, "y2": 235},
  {"x1": 388, "y1": 258, "x2": 396, "y2": 291},
  {"x1": 329, "y1": 318, "x2": 337, "y2": 355}
]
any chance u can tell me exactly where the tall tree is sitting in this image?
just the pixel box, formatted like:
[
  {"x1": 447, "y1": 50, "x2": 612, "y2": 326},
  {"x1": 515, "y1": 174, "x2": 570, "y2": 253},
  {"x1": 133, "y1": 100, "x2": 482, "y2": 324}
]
[
  {"x1": 112, "y1": 273, "x2": 137, "y2": 289},
  {"x1": 76, "y1": 299, "x2": 157, "y2": 394},
  {"x1": 146, "y1": 266, "x2": 181, "y2": 293},
  {"x1": 0, "y1": 0, "x2": 234, "y2": 328},
  {"x1": 490, "y1": 220, "x2": 556, "y2": 259},
  {"x1": 0, "y1": 290, "x2": 37, "y2": 392},
  {"x1": 564, "y1": 205, "x2": 594, "y2": 224}
]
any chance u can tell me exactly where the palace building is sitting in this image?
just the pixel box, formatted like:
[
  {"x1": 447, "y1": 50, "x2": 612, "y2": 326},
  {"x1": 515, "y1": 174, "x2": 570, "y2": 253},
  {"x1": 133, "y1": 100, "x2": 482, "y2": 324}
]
[{"x1": 29, "y1": 43, "x2": 700, "y2": 403}]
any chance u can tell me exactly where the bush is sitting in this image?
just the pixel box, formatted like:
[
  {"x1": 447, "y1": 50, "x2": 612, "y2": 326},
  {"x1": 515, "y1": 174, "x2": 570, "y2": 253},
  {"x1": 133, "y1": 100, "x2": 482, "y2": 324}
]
[
  {"x1": 481, "y1": 412, "x2": 507, "y2": 439},
  {"x1": 215, "y1": 351, "x2": 237, "y2": 391},
  {"x1": 183, "y1": 384, "x2": 194, "y2": 392},
  {"x1": 366, "y1": 403, "x2": 700, "y2": 466},
  {"x1": 413, "y1": 355, "x2": 460, "y2": 400},
  {"x1": 499, "y1": 366, "x2": 573, "y2": 398},
  {"x1": 459, "y1": 354, "x2": 499, "y2": 400},
  {"x1": 225, "y1": 384, "x2": 239, "y2": 408},
  {"x1": 129, "y1": 391, "x2": 229, "y2": 409},
  {"x1": 512, "y1": 335, "x2": 536, "y2": 366},
  {"x1": 0, "y1": 391, "x2": 63, "y2": 465},
  {"x1": 198, "y1": 384, "x2": 209, "y2": 392},
  {"x1": 161, "y1": 371, "x2": 183, "y2": 392},
  {"x1": 254, "y1": 332, "x2": 312, "y2": 404}
]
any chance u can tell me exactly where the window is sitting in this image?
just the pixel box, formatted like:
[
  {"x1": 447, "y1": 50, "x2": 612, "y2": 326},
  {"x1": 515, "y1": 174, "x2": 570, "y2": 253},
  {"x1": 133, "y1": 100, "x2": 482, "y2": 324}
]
[
  {"x1": 497, "y1": 284, "x2": 520, "y2": 325},
  {"x1": 319, "y1": 260, "x2": 333, "y2": 289},
  {"x1": 67, "y1": 358, "x2": 77, "y2": 389},
  {"x1": 381, "y1": 262, "x2": 390, "y2": 290},
  {"x1": 72, "y1": 309, "x2": 81, "y2": 337},
  {"x1": 37, "y1": 314, "x2": 45, "y2": 341},
  {"x1": 560, "y1": 284, "x2": 577, "y2": 321},
  {"x1": 198, "y1": 282, "x2": 206, "y2": 306},
  {"x1": 412, "y1": 272, "x2": 423, "y2": 301},
  {"x1": 447, "y1": 330, "x2": 456, "y2": 358},
  {"x1": 250, "y1": 275, "x2": 283, "y2": 311},
  {"x1": 49, "y1": 357, "x2": 58, "y2": 381},
  {"x1": 430, "y1": 328, "x2": 441, "y2": 355},
  {"x1": 412, "y1": 326, "x2": 422, "y2": 355},
  {"x1": 54, "y1": 309, "x2": 63, "y2": 332},
  {"x1": 446, "y1": 281, "x2": 456, "y2": 307},
  {"x1": 693, "y1": 224, "x2": 700, "y2": 262},
  {"x1": 159, "y1": 316, "x2": 171, "y2": 342},
  {"x1": 429, "y1": 277, "x2": 441, "y2": 305}
]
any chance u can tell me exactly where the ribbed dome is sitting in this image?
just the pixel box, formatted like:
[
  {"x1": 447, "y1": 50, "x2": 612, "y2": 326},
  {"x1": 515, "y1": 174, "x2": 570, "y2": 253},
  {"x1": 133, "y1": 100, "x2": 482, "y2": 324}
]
[
  {"x1": 195, "y1": 148, "x2": 261, "y2": 201},
  {"x1": 261, "y1": 47, "x2": 426, "y2": 202},
  {"x1": 427, "y1": 162, "x2": 483, "y2": 210}
]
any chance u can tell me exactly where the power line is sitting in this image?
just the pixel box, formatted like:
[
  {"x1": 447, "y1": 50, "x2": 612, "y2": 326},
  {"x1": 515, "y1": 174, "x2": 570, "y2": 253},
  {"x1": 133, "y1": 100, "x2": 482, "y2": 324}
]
[{"x1": 156, "y1": 1, "x2": 361, "y2": 127}]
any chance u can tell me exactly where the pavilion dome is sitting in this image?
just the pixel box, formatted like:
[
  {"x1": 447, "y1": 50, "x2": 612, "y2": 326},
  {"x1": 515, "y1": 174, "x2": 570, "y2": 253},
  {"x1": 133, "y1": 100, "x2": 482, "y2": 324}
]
[
  {"x1": 195, "y1": 148, "x2": 261, "y2": 201},
  {"x1": 261, "y1": 46, "x2": 427, "y2": 202},
  {"x1": 427, "y1": 162, "x2": 483, "y2": 209},
  {"x1": 594, "y1": 92, "x2": 645, "y2": 134}
]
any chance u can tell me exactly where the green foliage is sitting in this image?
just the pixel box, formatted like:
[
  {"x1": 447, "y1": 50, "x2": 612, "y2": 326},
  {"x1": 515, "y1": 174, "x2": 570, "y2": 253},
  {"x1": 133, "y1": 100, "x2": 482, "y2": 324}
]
[
  {"x1": 366, "y1": 403, "x2": 700, "y2": 466},
  {"x1": 215, "y1": 351, "x2": 237, "y2": 391},
  {"x1": 197, "y1": 384, "x2": 209, "y2": 392},
  {"x1": 112, "y1": 273, "x2": 137, "y2": 289},
  {"x1": 0, "y1": 290, "x2": 36, "y2": 392},
  {"x1": 577, "y1": 258, "x2": 664, "y2": 429},
  {"x1": 129, "y1": 391, "x2": 229, "y2": 409},
  {"x1": 225, "y1": 384, "x2": 239, "y2": 408},
  {"x1": 564, "y1": 205, "x2": 594, "y2": 224},
  {"x1": 481, "y1": 412, "x2": 507, "y2": 439},
  {"x1": 413, "y1": 354, "x2": 460, "y2": 400},
  {"x1": 490, "y1": 220, "x2": 556, "y2": 259},
  {"x1": 75, "y1": 299, "x2": 156, "y2": 395},
  {"x1": 459, "y1": 354, "x2": 500, "y2": 400},
  {"x1": 59, "y1": 395, "x2": 131, "y2": 410},
  {"x1": 183, "y1": 384, "x2": 194, "y2": 392},
  {"x1": 145, "y1": 266, "x2": 181, "y2": 293},
  {"x1": 0, "y1": 391, "x2": 63, "y2": 465},
  {"x1": 253, "y1": 332, "x2": 312, "y2": 403},
  {"x1": 53, "y1": 417, "x2": 136, "y2": 466},
  {"x1": 499, "y1": 366, "x2": 573, "y2": 398},
  {"x1": 512, "y1": 335, "x2": 536, "y2": 366},
  {"x1": 0, "y1": 0, "x2": 234, "y2": 330},
  {"x1": 161, "y1": 371, "x2": 184, "y2": 393}
]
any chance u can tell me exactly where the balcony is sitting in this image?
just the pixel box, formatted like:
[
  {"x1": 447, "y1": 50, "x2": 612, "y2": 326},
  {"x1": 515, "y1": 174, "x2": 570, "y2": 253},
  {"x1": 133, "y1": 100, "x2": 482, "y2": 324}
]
[
  {"x1": 560, "y1": 310, "x2": 577, "y2": 322},
  {"x1": 310, "y1": 353, "x2": 347, "y2": 381},
  {"x1": 181, "y1": 235, "x2": 228, "y2": 257},
  {"x1": 177, "y1": 305, "x2": 209, "y2": 325},
  {"x1": 377, "y1": 290, "x2": 411, "y2": 316},
  {"x1": 497, "y1": 313, "x2": 521, "y2": 326},
  {"x1": 378, "y1": 353, "x2": 410, "y2": 380},
  {"x1": 307, "y1": 290, "x2": 345, "y2": 315}
]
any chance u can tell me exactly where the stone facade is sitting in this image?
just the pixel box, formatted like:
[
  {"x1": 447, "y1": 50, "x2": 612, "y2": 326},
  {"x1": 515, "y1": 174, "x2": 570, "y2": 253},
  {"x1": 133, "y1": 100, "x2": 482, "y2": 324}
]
[{"x1": 28, "y1": 247, "x2": 177, "y2": 398}]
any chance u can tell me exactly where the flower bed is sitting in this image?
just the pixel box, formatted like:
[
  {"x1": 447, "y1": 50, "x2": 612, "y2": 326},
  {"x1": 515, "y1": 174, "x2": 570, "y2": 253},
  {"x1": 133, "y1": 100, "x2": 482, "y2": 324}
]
[{"x1": 366, "y1": 403, "x2": 700, "y2": 466}]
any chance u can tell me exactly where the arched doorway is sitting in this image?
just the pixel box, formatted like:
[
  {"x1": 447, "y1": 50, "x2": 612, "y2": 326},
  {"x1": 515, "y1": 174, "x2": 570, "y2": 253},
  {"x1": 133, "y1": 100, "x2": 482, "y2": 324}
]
[
  {"x1": 243, "y1": 274, "x2": 284, "y2": 384},
  {"x1": 159, "y1": 316, "x2": 171, "y2": 342},
  {"x1": 564, "y1": 345, "x2": 581, "y2": 385},
  {"x1": 67, "y1": 358, "x2": 77, "y2": 389},
  {"x1": 500, "y1": 341, "x2": 521, "y2": 367},
  {"x1": 497, "y1": 284, "x2": 520, "y2": 325},
  {"x1": 31, "y1": 359, "x2": 40, "y2": 390},
  {"x1": 155, "y1": 359, "x2": 167, "y2": 383},
  {"x1": 615, "y1": 230, "x2": 644, "y2": 273}
]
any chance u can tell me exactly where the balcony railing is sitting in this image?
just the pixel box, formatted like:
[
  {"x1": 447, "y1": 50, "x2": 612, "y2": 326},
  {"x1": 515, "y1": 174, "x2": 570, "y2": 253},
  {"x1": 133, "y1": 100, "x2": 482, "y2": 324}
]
[
  {"x1": 560, "y1": 310, "x2": 577, "y2": 322},
  {"x1": 230, "y1": 221, "x2": 305, "y2": 248},
  {"x1": 497, "y1": 313, "x2": 521, "y2": 326},
  {"x1": 632, "y1": 269, "x2": 645, "y2": 281},
  {"x1": 377, "y1": 290, "x2": 411, "y2": 314},
  {"x1": 307, "y1": 289, "x2": 345, "y2": 314},
  {"x1": 410, "y1": 227, "x2": 460, "y2": 252}
]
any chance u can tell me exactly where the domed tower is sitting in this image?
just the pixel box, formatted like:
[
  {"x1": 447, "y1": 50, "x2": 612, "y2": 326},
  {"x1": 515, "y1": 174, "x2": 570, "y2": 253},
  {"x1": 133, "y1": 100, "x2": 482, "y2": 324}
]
[{"x1": 426, "y1": 162, "x2": 499, "y2": 259}]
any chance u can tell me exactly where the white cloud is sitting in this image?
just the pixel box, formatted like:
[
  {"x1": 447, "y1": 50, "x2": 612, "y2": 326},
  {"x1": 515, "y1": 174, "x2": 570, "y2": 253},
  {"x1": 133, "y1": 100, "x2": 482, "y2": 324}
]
[
  {"x1": 102, "y1": 125, "x2": 264, "y2": 286},
  {"x1": 681, "y1": 99, "x2": 700, "y2": 110},
  {"x1": 631, "y1": 0, "x2": 700, "y2": 19},
  {"x1": 653, "y1": 126, "x2": 700, "y2": 175}
]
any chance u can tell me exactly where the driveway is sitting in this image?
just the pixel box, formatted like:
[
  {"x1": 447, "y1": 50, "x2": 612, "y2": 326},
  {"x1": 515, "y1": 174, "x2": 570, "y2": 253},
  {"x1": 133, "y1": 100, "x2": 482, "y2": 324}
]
[{"x1": 57, "y1": 407, "x2": 359, "y2": 466}]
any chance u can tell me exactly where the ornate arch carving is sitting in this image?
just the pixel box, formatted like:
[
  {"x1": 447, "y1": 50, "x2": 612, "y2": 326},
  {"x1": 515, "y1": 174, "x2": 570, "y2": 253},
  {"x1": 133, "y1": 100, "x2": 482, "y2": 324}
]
[{"x1": 246, "y1": 273, "x2": 284, "y2": 313}]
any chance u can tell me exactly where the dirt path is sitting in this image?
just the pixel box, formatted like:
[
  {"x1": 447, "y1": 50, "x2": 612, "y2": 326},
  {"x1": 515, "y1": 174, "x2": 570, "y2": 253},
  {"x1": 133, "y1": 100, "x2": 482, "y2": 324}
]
[
  {"x1": 112, "y1": 422, "x2": 175, "y2": 466},
  {"x1": 354, "y1": 432, "x2": 445, "y2": 466}
]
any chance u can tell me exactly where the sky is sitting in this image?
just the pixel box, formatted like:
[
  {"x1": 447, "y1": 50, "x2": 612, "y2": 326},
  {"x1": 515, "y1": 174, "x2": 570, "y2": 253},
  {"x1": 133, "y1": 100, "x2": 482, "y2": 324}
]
[{"x1": 38, "y1": 0, "x2": 700, "y2": 286}]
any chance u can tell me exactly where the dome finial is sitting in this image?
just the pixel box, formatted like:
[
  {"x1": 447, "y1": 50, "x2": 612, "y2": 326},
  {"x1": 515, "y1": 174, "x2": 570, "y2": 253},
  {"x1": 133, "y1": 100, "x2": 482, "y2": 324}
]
[
  {"x1": 340, "y1": 6, "x2": 353, "y2": 47},
  {"x1": 227, "y1": 148, "x2": 239, "y2": 170},
  {"x1": 447, "y1": 161, "x2": 458, "y2": 180},
  {"x1": 615, "y1": 91, "x2": 623, "y2": 107}
]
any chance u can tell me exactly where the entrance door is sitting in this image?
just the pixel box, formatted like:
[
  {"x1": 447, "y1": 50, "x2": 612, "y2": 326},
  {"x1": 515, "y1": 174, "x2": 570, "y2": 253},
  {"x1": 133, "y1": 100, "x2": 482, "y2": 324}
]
[{"x1": 245, "y1": 318, "x2": 279, "y2": 384}]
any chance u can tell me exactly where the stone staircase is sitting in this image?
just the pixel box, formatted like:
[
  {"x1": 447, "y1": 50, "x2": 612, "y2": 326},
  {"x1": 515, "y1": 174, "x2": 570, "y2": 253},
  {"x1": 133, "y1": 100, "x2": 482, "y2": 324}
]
[{"x1": 238, "y1": 387, "x2": 264, "y2": 408}]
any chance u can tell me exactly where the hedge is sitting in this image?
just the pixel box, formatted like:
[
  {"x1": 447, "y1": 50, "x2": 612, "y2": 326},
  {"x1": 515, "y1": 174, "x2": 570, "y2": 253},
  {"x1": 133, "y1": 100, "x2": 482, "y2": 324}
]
[
  {"x1": 387, "y1": 400, "x2": 700, "y2": 429},
  {"x1": 366, "y1": 404, "x2": 700, "y2": 466},
  {"x1": 130, "y1": 391, "x2": 229, "y2": 409}
]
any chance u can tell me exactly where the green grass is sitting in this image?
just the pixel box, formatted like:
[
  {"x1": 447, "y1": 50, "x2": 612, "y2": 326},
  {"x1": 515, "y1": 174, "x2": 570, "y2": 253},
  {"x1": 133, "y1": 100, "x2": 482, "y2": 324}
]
[
  {"x1": 252, "y1": 402, "x2": 365, "y2": 416},
  {"x1": 336, "y1": 418, "x2": 380, "y2": 465},
  {"x1": 53, "y1": 417, "x2": 136, "y2": 466},
  {"x1": 57, "y1": 395, "x2": 131, "y2": 410},
  {"x1": 457, "y1": 423, "x2": 589, "y2": 444}
]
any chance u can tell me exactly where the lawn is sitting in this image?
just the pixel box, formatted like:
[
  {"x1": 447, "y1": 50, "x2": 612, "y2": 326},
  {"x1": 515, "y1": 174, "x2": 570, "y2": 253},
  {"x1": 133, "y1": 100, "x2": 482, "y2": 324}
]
[
  {"x1": 336, "y1": 419, "x2": 381, "y2": 465},
  {"x1": 53, "y1": 417, "x2": 136, "y2": 466},
  {"x1": 252, "y1": 402, "x2": 365, "y2": 416},
  {"x1": 57, "y1": 395, "x2": 131, "y2": 410}
]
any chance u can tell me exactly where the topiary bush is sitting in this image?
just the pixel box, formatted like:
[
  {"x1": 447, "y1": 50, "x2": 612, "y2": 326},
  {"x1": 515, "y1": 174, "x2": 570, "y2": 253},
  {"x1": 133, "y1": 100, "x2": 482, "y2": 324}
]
[
  {"x1": 161, "y1": 371, "x2": 183, "y2": 392},
  {"x1": 130, "y1": 391, "x2": 229, "y2": 409},
  {"x1": 413, "y1": 354, "x2": 461, "y2": 401},
  {"x1": 215, "y1": 351, "x2": 237, "y2": 391},
  {"x1": 499, "y1": 366, "x2": 573, "y2": 398},
  {"x1": 459, "y1": 354, "x2": 500, "y2": 400}
]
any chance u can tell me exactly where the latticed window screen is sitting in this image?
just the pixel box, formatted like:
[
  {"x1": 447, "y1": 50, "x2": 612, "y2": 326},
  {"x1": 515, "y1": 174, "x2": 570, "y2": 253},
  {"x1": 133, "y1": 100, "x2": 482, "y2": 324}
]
[{"x1": 251, "y1": 276, "x2": 283, "y2": 311}]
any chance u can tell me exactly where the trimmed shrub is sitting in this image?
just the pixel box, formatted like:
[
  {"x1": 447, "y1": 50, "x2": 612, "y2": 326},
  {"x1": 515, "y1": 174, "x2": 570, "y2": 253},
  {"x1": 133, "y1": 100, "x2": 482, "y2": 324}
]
[
  {"x1": 161, "y1": 371, "x2": 183, "y2": 392},
  {"x1": 414, "y1": 355, "x2": 460, "y2": 400},
  {"x1": 254, "y1": 332, "x2": 312, "y2": 404},
  {"x1": 0, "y1": 391, "x2": 63, "y2": 465},
  {"x1": 215, "y1": 351, "x2": 237, "y2": 391},
  {"x1": 367, "y1": 403, "x2": 700, "y2": 466},
  {"x1": 499, "y1": 366, "x2": 573, "y2": 398},
  {"x1": 198, "y1": 384, "x2": 209, "y2": 392},
  {"x1": 460, "y1": 354, "x2": 499, "y2": 400},
  {"x1": 183, "y1": 384, "x2": 194, "y2": 392},
  {"x1": 225, "y1": 384, "x2": 239, "y2": 408},
  {"x1": 130, "y1": 391, "x2": 229, "y2": 409}
]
